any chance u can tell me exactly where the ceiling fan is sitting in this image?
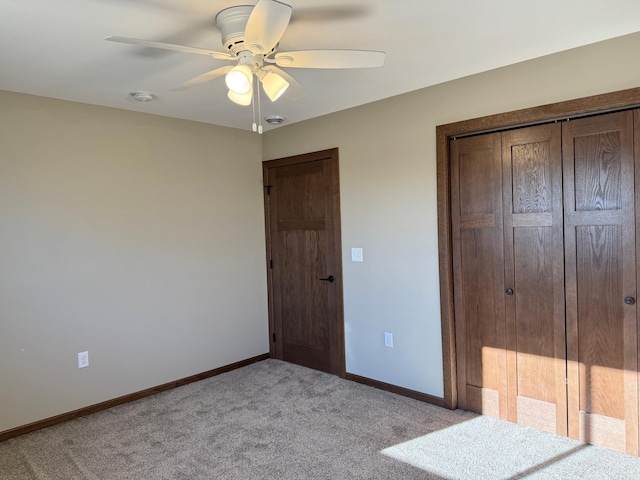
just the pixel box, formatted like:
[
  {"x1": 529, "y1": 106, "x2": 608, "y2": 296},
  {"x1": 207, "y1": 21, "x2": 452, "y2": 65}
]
[{"x1": 106, "y1": 0, "x2": 385, "y2": 131}]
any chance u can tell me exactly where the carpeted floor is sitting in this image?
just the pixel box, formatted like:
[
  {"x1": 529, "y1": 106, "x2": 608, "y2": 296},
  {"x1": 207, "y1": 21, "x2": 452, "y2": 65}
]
[{"x1": 1, "y1": 359, "x2": 640, "y2": 479}]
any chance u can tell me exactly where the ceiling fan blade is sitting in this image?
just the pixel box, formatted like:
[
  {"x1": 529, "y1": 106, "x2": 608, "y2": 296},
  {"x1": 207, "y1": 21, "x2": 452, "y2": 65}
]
[
  {"x1": 275, "y1": 50, "x2": 385, "y2": 69},
  {"x1": 105, "y1": 36, "x2": 235, "y2": 60},
  {"x1": 244, "y1": 0, "x2": 293, "y2": 55},
  {"x1": 128, "y1": 20, "x2": 219, "y2": 58},
  {"x1": 264, "y1": 66, "x2": 304, "y2": 99},
  {"x1": 172, "y1": 66, "x2": 233, "y2": 91}
]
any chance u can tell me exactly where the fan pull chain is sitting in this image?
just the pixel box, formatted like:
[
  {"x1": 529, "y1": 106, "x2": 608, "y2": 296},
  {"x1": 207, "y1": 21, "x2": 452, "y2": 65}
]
[
  {"x1": 252, "y1": 80, "x2": 257, "y2": 133},
  {"x1": 257, "y1": 82, "x2": 263, "y2": 134}
]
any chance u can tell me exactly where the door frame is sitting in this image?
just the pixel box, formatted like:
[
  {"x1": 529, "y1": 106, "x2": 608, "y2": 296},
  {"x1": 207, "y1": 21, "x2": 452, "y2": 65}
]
[
  {"x1": 437, "y1": 86, "x2": 640, "y2": 410},
  {"x1": 262, "y1": 148, "x2": 346, "y2": 377}
]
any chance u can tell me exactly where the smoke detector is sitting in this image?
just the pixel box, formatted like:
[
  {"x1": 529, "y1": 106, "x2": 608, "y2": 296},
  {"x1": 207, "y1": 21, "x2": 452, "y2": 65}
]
[
  {"x1": 265, "y1": 115, "x2": 285, "y2": 125},
  {"x1": 130, "y1": 91, "x2": 155, "y2": 103}
]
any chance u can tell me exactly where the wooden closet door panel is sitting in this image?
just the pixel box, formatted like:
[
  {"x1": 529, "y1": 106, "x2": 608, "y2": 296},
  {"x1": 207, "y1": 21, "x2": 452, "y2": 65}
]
[
  {"x1": 451, "y1": 133, "x2": 507, "y2": 419},
  {"x1": 636, "y1": 109, "x2": 640, "y2": 457},
  {"x1": 563, "y1": 111, "x2": 639, "y2": 455},
  {"x1": 502, "y1": 124, "x2": 567, "y2": 435}
]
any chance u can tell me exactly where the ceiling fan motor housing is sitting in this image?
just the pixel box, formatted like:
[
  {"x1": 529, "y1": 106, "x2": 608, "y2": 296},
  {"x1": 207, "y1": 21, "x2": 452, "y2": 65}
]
[
  {"x1": 215, "y1": 6, "x2": 254, "y2": 55},
  {"x1": 215, "y1": 5, "x2": 279, "y2": 57}
]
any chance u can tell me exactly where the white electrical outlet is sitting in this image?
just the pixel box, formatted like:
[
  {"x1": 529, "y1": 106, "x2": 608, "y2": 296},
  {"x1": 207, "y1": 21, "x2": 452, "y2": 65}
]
[
  {"x1": 78, "y1": 351, "x2": 89, "y2": 368},
  {"x1": 384, "y1": 332, "x2": 393, "y2": 348}
]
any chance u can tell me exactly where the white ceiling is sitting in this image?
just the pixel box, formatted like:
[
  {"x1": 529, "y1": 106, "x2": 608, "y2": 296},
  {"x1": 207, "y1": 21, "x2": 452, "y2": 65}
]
[{"x1": 3, "y1": 0, "x2": 640, "y2": 132}]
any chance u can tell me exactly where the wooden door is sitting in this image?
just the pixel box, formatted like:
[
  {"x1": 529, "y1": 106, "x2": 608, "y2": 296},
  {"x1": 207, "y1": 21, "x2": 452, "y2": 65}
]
[
  {"x1": 563, "y1": 111, "x2": 639, "y2": 454},
  {"x1": 451, "y1": 132, "x2": 508, "y2": 419},
  {"x1": 263, "y1": 148, "x2": 345, "y2": 376},
  {"x1": 502, "y1": 124, "x2": 567, "y2": 435}
]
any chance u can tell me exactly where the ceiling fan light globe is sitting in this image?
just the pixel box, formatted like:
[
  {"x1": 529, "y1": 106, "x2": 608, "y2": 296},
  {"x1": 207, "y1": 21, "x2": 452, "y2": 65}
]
[
  {"x1": 261, "y1": 72, "x2": 290, "y2": 102},
  {"x1": 228, "y1": 88, "x2": 253, "y2": 106},
  {"x1": 225, "y1": 65, "x2": 253, "y2": 95}
]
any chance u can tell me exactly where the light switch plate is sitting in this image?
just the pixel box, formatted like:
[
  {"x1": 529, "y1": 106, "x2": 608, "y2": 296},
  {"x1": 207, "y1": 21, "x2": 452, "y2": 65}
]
[{"x1": 351, "y1": 247, "x2": 363, "y2": 262}]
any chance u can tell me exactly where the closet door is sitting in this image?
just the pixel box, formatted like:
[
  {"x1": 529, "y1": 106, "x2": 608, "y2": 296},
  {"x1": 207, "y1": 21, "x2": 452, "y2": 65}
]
[
  {"x1": 563, "y1": 111, "x2": 639, "y2": 454},
  {"x1": 451, "y1": 133, "x2": 507, "y2": 418},
  {"x1": 502, "y1": 124, "x2": 567, "y2": 435}
]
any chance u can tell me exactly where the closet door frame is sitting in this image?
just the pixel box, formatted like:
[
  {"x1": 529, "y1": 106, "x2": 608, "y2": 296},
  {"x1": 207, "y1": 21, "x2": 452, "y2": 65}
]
[{"x1": 437, "y1": 87, "x2": 640, "y2": 410}]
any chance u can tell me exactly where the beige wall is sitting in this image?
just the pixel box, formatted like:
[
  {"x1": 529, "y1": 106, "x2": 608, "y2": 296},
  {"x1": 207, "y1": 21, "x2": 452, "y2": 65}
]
[
  {"x1": 0, "y1": 92, "x2": 268, "y2": 432},
  {"x1": 3, "y1": 31, "x2": 640, "y2": 432},
  {"x1": 263, "y1": 32, "x2": 640, "y2": 397}
]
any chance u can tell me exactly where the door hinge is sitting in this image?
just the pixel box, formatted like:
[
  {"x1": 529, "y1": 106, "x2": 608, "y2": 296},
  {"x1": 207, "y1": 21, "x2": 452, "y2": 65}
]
[
  {"x1": 272, "y1": 333, "x2": 276, "y2": 343},
  {"x1": 264, "y1": 185, "x2": 272, "y2": 195},
  {"x1": 566, "y1": 378, "x2": 568, "y2": 385},
  {"x1": 269, "y1": 259, "x2": 273, "y2": 269}
]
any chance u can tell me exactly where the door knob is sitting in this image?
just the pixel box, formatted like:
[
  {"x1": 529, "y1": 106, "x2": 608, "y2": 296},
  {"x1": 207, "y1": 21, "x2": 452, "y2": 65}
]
[
  {"x1": 505, "y1": 288, "x2": 514, "y2": 296},
  {"x1": 319, "y1": 275, "x2": 335, "y2": 283},
  {"x1": 625, "y1": 296, "x2": 636, "y2": 305}
]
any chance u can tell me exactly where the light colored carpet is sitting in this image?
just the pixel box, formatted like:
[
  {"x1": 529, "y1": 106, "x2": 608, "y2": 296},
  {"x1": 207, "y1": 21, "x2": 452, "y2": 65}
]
[
  {"x1": 0, "y1": 359, "x2": 639, "y2": 479},
  {"x1": 383, "y1": 415, "x2": 640, "y2": 479}
]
